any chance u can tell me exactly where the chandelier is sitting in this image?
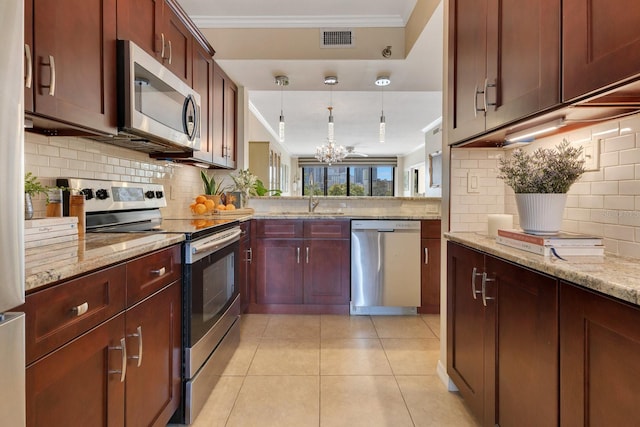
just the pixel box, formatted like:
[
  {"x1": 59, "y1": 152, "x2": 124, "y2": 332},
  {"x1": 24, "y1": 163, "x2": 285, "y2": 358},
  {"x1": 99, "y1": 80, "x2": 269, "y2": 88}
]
[{"x1": 315, "y1": 76, "x2": 347, "y2": 165}]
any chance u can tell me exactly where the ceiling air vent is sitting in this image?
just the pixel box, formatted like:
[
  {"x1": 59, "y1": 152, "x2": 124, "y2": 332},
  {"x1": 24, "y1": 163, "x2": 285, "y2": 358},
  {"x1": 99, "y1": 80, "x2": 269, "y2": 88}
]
[{"x1": 320, "y1": 29, "x2": 355, "y2": 48}]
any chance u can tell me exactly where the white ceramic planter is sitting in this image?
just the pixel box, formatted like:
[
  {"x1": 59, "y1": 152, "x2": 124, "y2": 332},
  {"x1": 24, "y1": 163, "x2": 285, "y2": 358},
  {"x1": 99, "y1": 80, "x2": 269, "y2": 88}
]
[{"x1": 515, "y1": 193, "x2": 567, "y2": 235}]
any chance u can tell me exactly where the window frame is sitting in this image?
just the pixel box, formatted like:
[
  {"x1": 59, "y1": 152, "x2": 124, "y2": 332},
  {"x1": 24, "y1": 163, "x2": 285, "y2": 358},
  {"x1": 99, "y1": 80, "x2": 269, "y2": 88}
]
[{"x1": 302, "y1": 165, "x2": 395, "y2": 197}]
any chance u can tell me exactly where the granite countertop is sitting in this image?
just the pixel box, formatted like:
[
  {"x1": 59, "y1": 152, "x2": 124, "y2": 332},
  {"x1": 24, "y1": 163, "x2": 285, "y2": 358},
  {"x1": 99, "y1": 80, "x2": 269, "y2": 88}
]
[
  {"x1": 251, "y1": 212, "x2": 441, "y2": 220},
  {"x1": 25, "y1": 233, "x2": 185, "y2": 293},
  {"x1": 446, "y1": 232, "x2": 640, "y2": 306}
]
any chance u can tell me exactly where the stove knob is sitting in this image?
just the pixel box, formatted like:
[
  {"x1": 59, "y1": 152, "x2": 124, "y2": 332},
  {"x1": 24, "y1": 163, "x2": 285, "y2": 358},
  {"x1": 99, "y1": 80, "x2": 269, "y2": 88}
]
[
  {"x1": 81, "y1": 188, "x2": 94, "y2": 200},
  {"x1": 145, "y1": 190, "x2": 155, "y2": 199},
  {"x1": 155, "y1": 190, "x2": 164, "y2": 199},
  {"x1": 95, "y1": 189, "x2": 109, "y2": 200}
]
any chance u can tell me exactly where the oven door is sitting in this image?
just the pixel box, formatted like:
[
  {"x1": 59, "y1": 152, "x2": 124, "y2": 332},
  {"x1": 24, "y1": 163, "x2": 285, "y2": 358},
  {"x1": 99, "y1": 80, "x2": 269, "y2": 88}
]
[{"x1": 184, "y1": 230, "x2": 240, "y2": 379}]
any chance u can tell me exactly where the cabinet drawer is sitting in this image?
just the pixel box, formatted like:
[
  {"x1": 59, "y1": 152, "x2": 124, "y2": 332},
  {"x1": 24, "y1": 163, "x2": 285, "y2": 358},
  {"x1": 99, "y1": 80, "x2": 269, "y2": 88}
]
[
  {"x1": 421, "y1": 220, "x2": 441, "y2": 239},
  {"x1": 255, "y1": 219, "x2": 302, "y2": 238},
  {"x1": 303, "y1": 220, "x2": 350, "y2": 239},
  {"x1": 23, "y1": 264, "x2": 126, "y2": 365},
  {"x1": 126, "y1": 244, "x2": 181, "y2": 306}
]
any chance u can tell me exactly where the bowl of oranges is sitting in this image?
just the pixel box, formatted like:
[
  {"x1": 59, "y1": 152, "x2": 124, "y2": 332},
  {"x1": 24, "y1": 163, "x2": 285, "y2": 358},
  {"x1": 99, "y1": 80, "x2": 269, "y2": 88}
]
[{"x1": 189, "y1": 194, "x2": 237, "y2": 215}]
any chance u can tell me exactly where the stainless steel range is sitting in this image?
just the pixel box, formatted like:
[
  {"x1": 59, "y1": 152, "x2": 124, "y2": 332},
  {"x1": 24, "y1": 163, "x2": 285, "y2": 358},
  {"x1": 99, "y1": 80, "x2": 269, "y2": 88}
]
[{"x1": 58, "y1": 178, "x2": 241, "y2": 424}]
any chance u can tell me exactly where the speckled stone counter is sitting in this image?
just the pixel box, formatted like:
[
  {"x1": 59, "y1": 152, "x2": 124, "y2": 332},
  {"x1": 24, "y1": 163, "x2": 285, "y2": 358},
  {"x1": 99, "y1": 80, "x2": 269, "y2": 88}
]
[
  {"x1": 25, "y1": 233, "x2": 185, "y2": 293},
  {"x1": 251, "y1": 212, "x2": 441, "y2": 220},
  {"x1": 446, "y1": 232, "x2": 640, "y2": 306}
]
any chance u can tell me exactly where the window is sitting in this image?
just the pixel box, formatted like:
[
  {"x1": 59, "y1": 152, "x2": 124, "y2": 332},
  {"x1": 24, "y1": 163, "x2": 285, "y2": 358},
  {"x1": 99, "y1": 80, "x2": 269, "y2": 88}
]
[{"x1": 302, "y1": 166, "x2": 395, "y2": 196}]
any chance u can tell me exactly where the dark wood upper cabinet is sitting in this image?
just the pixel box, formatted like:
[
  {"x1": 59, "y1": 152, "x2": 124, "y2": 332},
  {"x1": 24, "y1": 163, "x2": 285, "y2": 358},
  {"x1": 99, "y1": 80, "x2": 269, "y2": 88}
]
[
  {"x1": 24, "y1": 0, "x2": 34, "y2": 112},
  {"x1": 116, "y1": 0, "x2": 162, "y2": 58},
  {"x1": 161, "y1": 1, "x2": 192, "y2": 85},
  {"x1": 30, "y1": 0, "x2": 117, "y2": 134},
  {"x1": 191, "y1": 41, "x2": 215, "y2": 164},
  {"x1": 212, "y1": 62, "x2": 238, "y2": 169},
  {"x1": 447, "y1": 0, "x2": 560, "y2": 144},
  {"x1": 563, "y1": 0, "x2": 640, "y2": 101}
]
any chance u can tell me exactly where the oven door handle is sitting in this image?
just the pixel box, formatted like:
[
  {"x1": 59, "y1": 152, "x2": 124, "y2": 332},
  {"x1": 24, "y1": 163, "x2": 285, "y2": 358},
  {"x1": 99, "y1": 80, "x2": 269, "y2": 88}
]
[{"x1": 191, "y1": 228, "x2": 242, "y2": 256}]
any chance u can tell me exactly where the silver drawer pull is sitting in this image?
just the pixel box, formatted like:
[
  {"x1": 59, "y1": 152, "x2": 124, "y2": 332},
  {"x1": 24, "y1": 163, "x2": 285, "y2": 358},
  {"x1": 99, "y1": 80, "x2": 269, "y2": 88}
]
[
  {"x1": 127, "y1": 326, "x2": 143, "y2": 368},
  {"x1": 481, "y1": 272, "x2": 496, "y2": 307},
  {"x1": 471, "y1": 267, "x2": 483, "y2": 300},
  {"x1": 108, "y1": 338, "x2": 127, "y2": 382},
  {"x1": 25, "y1": 44, "x2": 32, "y2": 89},
  {"x1": 151, "y1": 267, "x2": 166, "y2": 276},
  {"x1": 71, "y1": 302, "x2": 89, "y2": 316}
]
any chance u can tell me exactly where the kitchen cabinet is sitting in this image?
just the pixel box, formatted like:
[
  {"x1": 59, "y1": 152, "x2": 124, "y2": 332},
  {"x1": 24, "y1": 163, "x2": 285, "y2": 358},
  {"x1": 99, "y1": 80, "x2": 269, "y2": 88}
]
[
  {"x1": 563, "y1": 0, "x2": 640, "y2": 101},
  {"x1": 253, "y1": 219, "x2": 350, "y2": 313},
  {"x1": 212, "y1": 61, "x2": 237, "y2": 169},
  {"x1": 560, "y1": 282, "x2": 640, "y2": 425},
  {"x1": 419, "y1": 220, "x2": 441, "y2": 314},
  {"x1": 28, "y1": 0, "x2": 117, "y2": 134},
  {"x1": 447, "y1": 0, "x2": 560, "y2": 144},
  {"x1": 447, "y1": 241, "x2": 558, "y2": 427},
  {"x1": 23, "y1": 245, "x2": 181, "y2": 427},
  {"x1": 239, "y1": 220, "x2": 253, "y2": 312},
  {"x1": 190, "y1": 40, "x2": 215, "y2": 164},
  {"x1": 24, "y1": 0, "x2": 33, "y2": 112},
  {"x1": 116, "y1": 0, "x2": 192, "y2": 85}
]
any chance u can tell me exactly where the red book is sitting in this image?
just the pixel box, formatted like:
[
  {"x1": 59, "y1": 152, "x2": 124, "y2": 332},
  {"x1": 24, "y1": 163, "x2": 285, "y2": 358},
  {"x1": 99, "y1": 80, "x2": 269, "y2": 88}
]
[{"x1": 497, "y1": 229, "x2": 603, "y2": 247}]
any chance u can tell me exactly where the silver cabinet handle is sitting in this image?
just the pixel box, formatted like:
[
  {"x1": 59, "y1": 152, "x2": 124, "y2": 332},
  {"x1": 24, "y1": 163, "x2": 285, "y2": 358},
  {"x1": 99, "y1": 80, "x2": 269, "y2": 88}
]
[
  {"x1": 471, "y1": 267, "x2": 483, "y2": 300},
  {"x1": 25, "y1": 44, "x2": 32, "y2": 89},
  {"x1": 128, "y1": 326, "x2": 143, "y2": 368},
  {"x1": 482, "y1": 78, "x2": 489, "y2": 113},
  {"x1": 44, "y1": 55, "x2": 56, "y2": 96},
  {"x1": 296, "y1": 247, "x2": 300, "y2": 264},
  {"x1": 71, "y1": 302, "x2": 89, "y2": 316},
  {"x1": 151, "y1": 267, "x2": 166, "y2": 276},
  {"x1": 486, "y1": 78, "x2": 497, "y2": 108},
  {"x1": 473, "y1": 84, "x2": 481, "y2": 117},
  {"x1": 246, "y1": 247, "x2": 253, "y2": 263},
  {"x1": 160, "y1": 33, "x2": 165, "y2": 58},
  {"x1": 424, "y1": 247, "x2": 429, "y2": 264},
  {"x1": 108, "y1": 338, "x2": 127, "y2": 382},
  {"x1": 481, "y1": 272, "x2": 495, "y2": 307},
  {"x1": 168, "y1": 40, "x2": 172, "y2": 65},
  {"x1": 305, "y1": 247, "x2": 309, "y2": 264}
]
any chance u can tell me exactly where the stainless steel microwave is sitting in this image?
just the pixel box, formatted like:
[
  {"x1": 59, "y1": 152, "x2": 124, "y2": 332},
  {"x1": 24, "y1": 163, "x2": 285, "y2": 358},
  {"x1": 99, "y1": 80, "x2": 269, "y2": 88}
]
[{"x1": 116, "y1": 40, "x2": 201, "y2": 153}]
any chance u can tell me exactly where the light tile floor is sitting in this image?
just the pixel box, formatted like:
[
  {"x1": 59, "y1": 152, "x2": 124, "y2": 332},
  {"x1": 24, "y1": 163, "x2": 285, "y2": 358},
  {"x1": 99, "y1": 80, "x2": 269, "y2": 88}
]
[{"x1": 187, "y1": 314, "x2": 479, "y2": 427}]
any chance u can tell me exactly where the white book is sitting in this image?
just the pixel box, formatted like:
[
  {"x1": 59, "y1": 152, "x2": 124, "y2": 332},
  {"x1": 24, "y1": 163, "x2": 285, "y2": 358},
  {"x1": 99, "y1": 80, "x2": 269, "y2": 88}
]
[{"x1": 496, "y1": 235, "x2": 604, "y2": 257}]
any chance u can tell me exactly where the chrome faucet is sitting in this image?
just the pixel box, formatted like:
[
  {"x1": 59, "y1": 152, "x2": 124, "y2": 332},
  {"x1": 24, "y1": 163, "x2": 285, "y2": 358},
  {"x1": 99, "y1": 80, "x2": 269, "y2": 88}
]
[{"x1": 308, "y1": 175, "x2": 320, "y2": 212}]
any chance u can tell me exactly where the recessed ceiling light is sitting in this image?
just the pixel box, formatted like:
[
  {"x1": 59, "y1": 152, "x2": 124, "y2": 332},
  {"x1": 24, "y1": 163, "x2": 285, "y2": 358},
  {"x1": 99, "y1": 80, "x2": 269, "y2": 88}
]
[{"x1": 324, "y1": 76, "x2": 338, "y2": 85}]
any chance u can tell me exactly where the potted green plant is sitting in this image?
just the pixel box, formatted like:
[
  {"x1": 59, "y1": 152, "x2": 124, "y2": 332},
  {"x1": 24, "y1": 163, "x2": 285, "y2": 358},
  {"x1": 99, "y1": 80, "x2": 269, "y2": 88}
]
[
  {"x1": 200, "y1": 170, "x2": 227, "y2": 206},
  {"x1": 230, "y1": 169, "x2": 258, "y2": 207},
  {"x1": 24, "y1": 172, "x2": 48, "y2": 220},
  {"x1": 497, "y1": 140, "x2": 585, "y2": 234}
]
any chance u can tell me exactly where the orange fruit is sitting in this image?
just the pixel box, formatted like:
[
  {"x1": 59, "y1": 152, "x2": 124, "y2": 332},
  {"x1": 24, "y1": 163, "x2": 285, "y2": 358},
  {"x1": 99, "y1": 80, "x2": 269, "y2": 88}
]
[
  {"x1": 217, "y1": 204, "x2": 226, "y2": 210},
  {"x1": 226, "y1": 204, "x2": 236, "y2": 210},
  {"x1": 194, "y1": 203, "x2": 207, "y2": 214},
  {"x1": 204, "y1": 199, "x2": 215, "y2": 211},
  {"x1": 195, "y1": 195, "x2": 207, "y2": 204},
  {"x1": 189, "y1": 202, "x2": 197, "y2": 212}
]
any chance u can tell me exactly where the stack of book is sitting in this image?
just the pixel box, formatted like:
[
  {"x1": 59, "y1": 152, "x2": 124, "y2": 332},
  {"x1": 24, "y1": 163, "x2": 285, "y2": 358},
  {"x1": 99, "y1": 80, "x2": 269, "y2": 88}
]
[{"x1": 496, "y1": 229, "x2": 604, "y2": 257}]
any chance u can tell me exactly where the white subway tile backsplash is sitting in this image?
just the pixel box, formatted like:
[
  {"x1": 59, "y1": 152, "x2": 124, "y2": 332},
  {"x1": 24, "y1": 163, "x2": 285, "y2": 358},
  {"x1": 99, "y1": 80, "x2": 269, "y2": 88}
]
[
  {"x1": 603, "y1": 134, "x2": 635, "y2": 152},
  {"x1": 599, "y1": 151, "x2": 619, "y2": 167},
  {"x1": 619, "y1": 148, "x2": 640, "y2": 165},
  {"x1": 460, "y1": 159, "x2": 479, "y2": 169},
  {"x1": 604, "y1": 195, "x2": 634, "y2": 210},
  {"x1": 590, "y1": 181, "x2": 618, "y2": 195},
  {"x1": 604, "y1": 164, "x2": 635, "y2": 181},
  {"x1": 618, "y1": 240, "x2": 640, "y2": 258},
  {"x1": 578, "y1": 195, "x2": 604, "y2": 209},
  {"x1": 619, "y1": 180, "x2": 640, "y2": 194},
  {"x1": 569, "y1": 182, "x2": 591, "y2": 194}
]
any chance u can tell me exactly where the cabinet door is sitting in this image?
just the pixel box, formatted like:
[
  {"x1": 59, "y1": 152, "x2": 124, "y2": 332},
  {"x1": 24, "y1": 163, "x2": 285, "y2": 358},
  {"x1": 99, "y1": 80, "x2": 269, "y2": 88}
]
[
  {"x1": 125, "y1": 282, "x2": 181, "y2": 427},
  {"x1": 485, "y1": 255, "x2": 558, "y2": 427},
  {"x1": 303, "y1": 239, "x2": 350, "y2": 305},
  {"x1": 485, "y1": 0, "x2": 560, "y2": 129},
  {"x1": 446, "y1": 241, "x2": 485, "y2": 422},
  {"x1": 419, "y1": 238, "x2": 441, "y2": 314},
  {"x1": 25, "y1": 0, "x2": 34, "y2": 112},
  {"x1": 255, "y1": 239, "x2": 303, "y2": 304},
  {"x1": 161, "y1": 1, "x2": 192, "y2": 85},
  {"x1": 26, "y1": 314, "x2": 125, "y2": 427},
  {"x1": 239, "y1": 221, "x2": 253, "y2": 312},
  {"x1": 223, "y1": 77, "x2": 238, "y2": 168},
  {"x1": 33, "y1": 0, "x2": 117, "y2": 134},
  {"x1": 116, "y1": 0, "x2": 162, "y2": 58},
  {"x1": 563, "y1": 0, "x2": 640, "y2": 101},
  {"x1": 447, "y1": 0, "x2": 488, "y2": 143},
  {"x1": 560, "y1": 283, "x2": 640, "y2": 426},
  {"x1": 191, "y1": 41, "x2": 214, "y2": 164}
]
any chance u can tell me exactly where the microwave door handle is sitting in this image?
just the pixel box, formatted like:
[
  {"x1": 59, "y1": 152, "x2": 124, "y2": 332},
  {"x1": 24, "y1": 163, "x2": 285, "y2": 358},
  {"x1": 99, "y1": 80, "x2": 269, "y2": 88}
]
[
  {"x1": 192, "y1": 229, "x2": 242, "y2": 255},
  {"x1": 183, "y1": 94, "x2": 198, "y2": 141}
]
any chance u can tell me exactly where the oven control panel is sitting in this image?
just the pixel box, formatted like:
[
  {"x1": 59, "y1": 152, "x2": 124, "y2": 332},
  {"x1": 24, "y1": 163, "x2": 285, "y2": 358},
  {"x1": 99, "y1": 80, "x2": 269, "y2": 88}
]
[{"x1": 57, "y1": 178, "x2": 167, "y2": 212}]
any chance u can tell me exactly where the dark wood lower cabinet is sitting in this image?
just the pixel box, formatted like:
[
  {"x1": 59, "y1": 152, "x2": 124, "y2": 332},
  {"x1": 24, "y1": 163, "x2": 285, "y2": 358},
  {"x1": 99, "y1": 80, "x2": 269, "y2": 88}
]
[
  {"x1": 255, "y1": 238, "x2": 303, "y2": 305},
  {"x1": 26, "y1": 314, "x2": 126, "y2": 427},
  {"x1": 447, "y1": 241, "x2": 558, "y2": 427},
  {"x1": 560, "y1": 283, "x2": 640, "y2": 426},
  {"x1": 303, "y1": 238, "x2": 350, "y2": 305}
]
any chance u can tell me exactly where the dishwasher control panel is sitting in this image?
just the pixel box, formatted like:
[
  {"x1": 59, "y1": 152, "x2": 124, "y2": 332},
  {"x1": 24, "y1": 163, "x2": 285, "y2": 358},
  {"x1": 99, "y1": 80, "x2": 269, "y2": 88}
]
[{"x1": 351, "y1": 220, "x2": 421, "y2": 231}]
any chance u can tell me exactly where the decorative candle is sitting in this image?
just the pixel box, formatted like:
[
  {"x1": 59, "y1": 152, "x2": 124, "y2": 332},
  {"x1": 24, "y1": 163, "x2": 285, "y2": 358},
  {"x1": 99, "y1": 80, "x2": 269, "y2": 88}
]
[{"x1": 488, "y1": 214, "x2": 513, "y2": 237}]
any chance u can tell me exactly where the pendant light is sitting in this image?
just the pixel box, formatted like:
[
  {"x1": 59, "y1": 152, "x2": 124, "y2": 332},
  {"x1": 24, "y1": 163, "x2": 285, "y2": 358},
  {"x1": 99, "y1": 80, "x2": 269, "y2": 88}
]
[
  {"x1": 375, "y1": 76, "x2": 390, "y2": 143},
  {"x1": 275, "y1": 75, "x2": 289, "y2": 143},
  {"x1": 315, "y1": 76, "x2": 346, "y2": 165}
]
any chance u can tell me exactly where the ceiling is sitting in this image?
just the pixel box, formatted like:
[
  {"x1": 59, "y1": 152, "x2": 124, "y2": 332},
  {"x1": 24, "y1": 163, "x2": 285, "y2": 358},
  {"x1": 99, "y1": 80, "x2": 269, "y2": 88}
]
[{"x1": 176, "y1": 0, "x2": 444, "y2": 158}]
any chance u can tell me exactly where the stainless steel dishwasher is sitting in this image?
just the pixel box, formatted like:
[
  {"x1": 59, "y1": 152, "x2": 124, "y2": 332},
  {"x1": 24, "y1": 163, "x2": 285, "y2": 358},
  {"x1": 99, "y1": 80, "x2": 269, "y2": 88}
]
[{"x1": 350, "y1": 220, "x2": 421, "y2": 315}]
